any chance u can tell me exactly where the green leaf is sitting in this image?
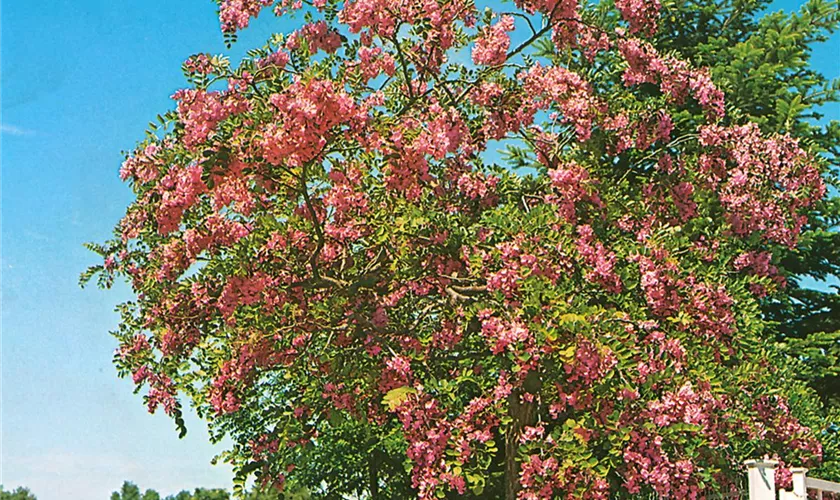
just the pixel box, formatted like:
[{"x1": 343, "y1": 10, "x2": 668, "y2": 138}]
[{"x1": 382, "y1": 386, "x2": 416, "y2": 411}]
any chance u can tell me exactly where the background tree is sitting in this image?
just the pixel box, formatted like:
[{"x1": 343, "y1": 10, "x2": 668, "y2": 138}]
[
  {"x1": 111, "y1": 481, "x2": 163, "y2": 500},
  {"x1": 0, "y1": 487, "x2": 37, "y2": 500},
  {"x1": 652, "y1": 0, "x2": 840, "y2": 482},
  {"x1": 658, "y1": 0, "x2": 840, "y2": 413},
  {"x1": 652, "y1": 0, "x2": 840, "y2": 481},
  {"x1": 169, "y1": 488, "x2": 230, "y2": 500},
  {"x1": 85, "y1": 0, "x2": 838, "y2": 497},
  {"x1": 109, "y1": 483, "x2": 292, "y2": 500},
  {"x1": 144, "y1": 490, "x2": 162, "y2": 500}
]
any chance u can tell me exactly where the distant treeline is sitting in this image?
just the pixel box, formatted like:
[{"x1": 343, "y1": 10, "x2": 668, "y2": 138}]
[
  {"x1": 108, "y1": 481, "x2": 291, "y2": 500},
  {"x1": 0, "y1": 487, "x2": 36, "y2": 500},
  {"x1": 0, "y1": 482, "x2": 296, "y2": 500}
]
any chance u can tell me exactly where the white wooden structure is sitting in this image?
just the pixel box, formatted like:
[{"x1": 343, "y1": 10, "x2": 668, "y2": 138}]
[{"x1": 745, "y1": 459, "x2": 840, "y2": 500}]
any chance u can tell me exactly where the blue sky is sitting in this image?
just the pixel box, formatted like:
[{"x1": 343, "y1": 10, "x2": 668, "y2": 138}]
[{"x1": 0, "y1": 1, "x2": 837, "y2": 499}]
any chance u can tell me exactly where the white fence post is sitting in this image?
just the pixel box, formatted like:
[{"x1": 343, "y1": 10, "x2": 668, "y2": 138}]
[
  {"x1": 745, "y1": 459, "x2": 777, "y2": 500},
  {"x1": 790, "y1": 467, "x2": 808, "y2": 499}
]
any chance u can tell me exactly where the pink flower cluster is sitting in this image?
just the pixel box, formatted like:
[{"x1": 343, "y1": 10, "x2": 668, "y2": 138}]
[
  {"x1": 699, "y1": 123, "x2": 825, "y2": 246},
  {"x1": 486, "y1": 267, "x2": 521, "y2": 298},
  {"x1": 378, "y1": 354, "x2": 413, "y2": 393},
  {"x1": 348, "y1": 46, "x2": 396, "y2": 81},
  {"x1": 515, "y1": 0, "x2": 579, "y2": 19},
  {"x1": 734, "y1": 251, "x2": 786, "y2": 296},
  {"x1": 324, "y1": 166, "x2": 370, "y2": 216},
  {"x1": 521, "y1": 63, "x2": 601, "y2": 140},
  {"x1": 431, "y1": 319, "x2": 463, "y2": 349},
  {"x1": 120, "y1": 144, "x2": 162, "y2": 184},
  {"x1": 619, "y1": 39, "x2": 725, "y2": 118},
  {"x1": 637, "y1": 254, "x2": 681, "y2": 317},
  {"x1": 120, "y1": 208, "x2": 148, "y2": 242},
  {"x1": 615, "y1": 0, "x2": 661, "y2": 35},
  {"x1": 734, "y1": 251, "x2": 778, "y2": 277},
  {"x1": 575, "y1": 225, "x2": 622, "y2": 293},
  {"x1": 219, "y1": 0, "x2": 273, "y2": 33},
  {"x1": 211, "y1": 161, "x2": 257, "y2": 215},
  {"x1": 340, "y1": 0, "x2": 401, "y2": 37},
  {"x1": 258, "y1": 49, "x2": 291, "y2": 69},
  {"x1": 155, "y1": 163, "x2": 206, "y2": 235},
  {"x1": 670, "y1": 181, "x2": 697, "y2": 222},
  {"x1": 218, "y1": 272, "x2": 274, "y2": 319},
  {"x1": 468, "y1": 80, "x2": 544, "y2": 142},
  {"x1": 571, "y1": 24, "x2": 612, "y2": 60},
  {"x1": 262, "y1": 78, "x2": 362, "y2": 167},
  {"x1": 394, "y1": 393, "x2": 459, "y2": 499},
  {"x1": 286, "y1": 21, "x2": 342, "y2": 54},
  {"x1": 622, "y1": 431, "x2": 703, "y2": 497},
  {"x1": 456, "y1": 171, "x2": 500, "y2": 204},
  {"x1": 321, "y1": 382, "x2": 359, "y2": 412},
  {"x1": 380, "y1": 104, "x2": 469, "y2": 199},
  {"x1": 143, "y1": 371, "x2": 178, "y2": 416},
  {"x1": 606, "y1": 110, "x2": 674, "y2": 154},
  {"x1": 119, "y1": 334, "x2": 151, "y2": 361},
  {"x1": 752, "y1": 396, "x2": 822, "y2": 463},
  {"x1": 340, "y1": 0, "x2": 473, "y2": 70},
  {"x1": 689, "y1": 70, "x2": 726, "y2": 118},
  {"x1": 519, "y1": 454, "x2": 562, "y2": 499},
  {"x1": 472, "y1": 15, "x2": 515, "y2": 66},
  {"x1": 249, "y1": 434, "x2": 281, "y2": 461},
  {"x1": 448, "y1": 394, "x2": 502, "y2": 464},
  {"x1": 564, "y1": 339, "x2": 618, "y2": 385},
  {"x1": 687, "y1": 279, "x2": 735, "y2": 341},
  {"x1": 479, "y1": 310, "x2": 532, "y2": 354},
  {"x1": 210, "y1": 342, "x2": 280, "y2": 414},
  {"x1": 164, "y1": 216, "x2": 251, "y2": 276},
  {"x1": 643, "y1": 381, "x2": 720, "y2": 432},
  {"x1": 547, "y1": 162, "x2": 603, "y2": 222},
  {"x1": 172, "y1": 88, "x2": 249, "y2": 149},
  {"x1": 414, "y1": 104, "x2": 469, "y2": 161},
  {"x1": 636, "y1": 253, "x2": 736, "y2": 340},
  {"x1": 183, "y1": 53, "x2": 214, "y2": 75}
]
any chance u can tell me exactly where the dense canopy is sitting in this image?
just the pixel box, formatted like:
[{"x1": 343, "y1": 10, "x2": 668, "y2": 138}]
[{"x1": 84, "y1": 0, "x2": 839, "y2": 497}]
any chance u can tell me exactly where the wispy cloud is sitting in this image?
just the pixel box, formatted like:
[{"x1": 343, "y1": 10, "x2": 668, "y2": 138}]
[{"x1": 0, "y1": 124, "x2": 36, "y2": 136}]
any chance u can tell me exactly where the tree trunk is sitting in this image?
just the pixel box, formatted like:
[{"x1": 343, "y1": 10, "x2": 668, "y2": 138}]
[
  {"x1": 369, "y1": 447, "x2": 380, "y2": 499},
  {"x1": 505, "y1": 371, "x2": 541, "y2": 500}
]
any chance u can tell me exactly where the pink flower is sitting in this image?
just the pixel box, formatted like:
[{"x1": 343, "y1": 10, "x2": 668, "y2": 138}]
[
  {"x1": 479, "y1": 311, "x2": 531, "y2": 354},
  {"x1": 171, "y1": 88, "x2": 249, "y2": 149},
  {"x1": 547, "y1": 162, "x2": 602, "y2": 222},
  {"x1": 690, "y1": 70, "x2": 725, "y2": 118},
  {"x1": 472, "y1": 15, "x2": 515, "y2": 66},
  {"x1": 699, "y1": 123, "x2": 825, "y2": 246},
  {"x1": 183, "y1": 53, "x2": 214, "y2": 75},
  {"x1": 576, "y1": 225, "x2": 622, "y2": 293},
  {"x1": 615, "y1": 0, "x2": 661, "y2": 35},
  {"x1": 219, "y1": 0, "x2": 273, "y2": 33},
  {"x1": 258, "y1": 49, "x2": 291, "y2": 69},
  {"x1": 287, "y1": 21, "x2": 342, "y2": 53},
  {"x1": 155, "y1": 163, "x2": 206, "y2": 235},
  {"x1": 487, "y1": 267, "x2": 521, "y2": 297},
  {"x1": 521, "y1": 63, "x2": 600, "y2": 140}
]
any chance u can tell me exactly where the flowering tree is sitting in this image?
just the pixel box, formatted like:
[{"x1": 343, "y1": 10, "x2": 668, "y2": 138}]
[{"x1": 83, "y1": 0, "x2": 836, "y2": 497}]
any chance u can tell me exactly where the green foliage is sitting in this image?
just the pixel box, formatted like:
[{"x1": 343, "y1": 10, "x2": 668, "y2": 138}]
[
  {"x1": 655, "y1": 0, "x2": 840, "y2": 477},
  {"x1": 109, "y1": 482, "x2": 296, "y2": 500},
  {"x1": 0, "y1": 487, "x2": 37, "y2": 500},
  {"x1": 111, "y1": 482, "x2": 164, "y2": 500}
]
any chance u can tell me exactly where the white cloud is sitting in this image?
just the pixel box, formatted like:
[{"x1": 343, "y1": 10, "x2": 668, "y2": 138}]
[{"x1": 0, "y1": 124, "x2": 36, "y2": 136}]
